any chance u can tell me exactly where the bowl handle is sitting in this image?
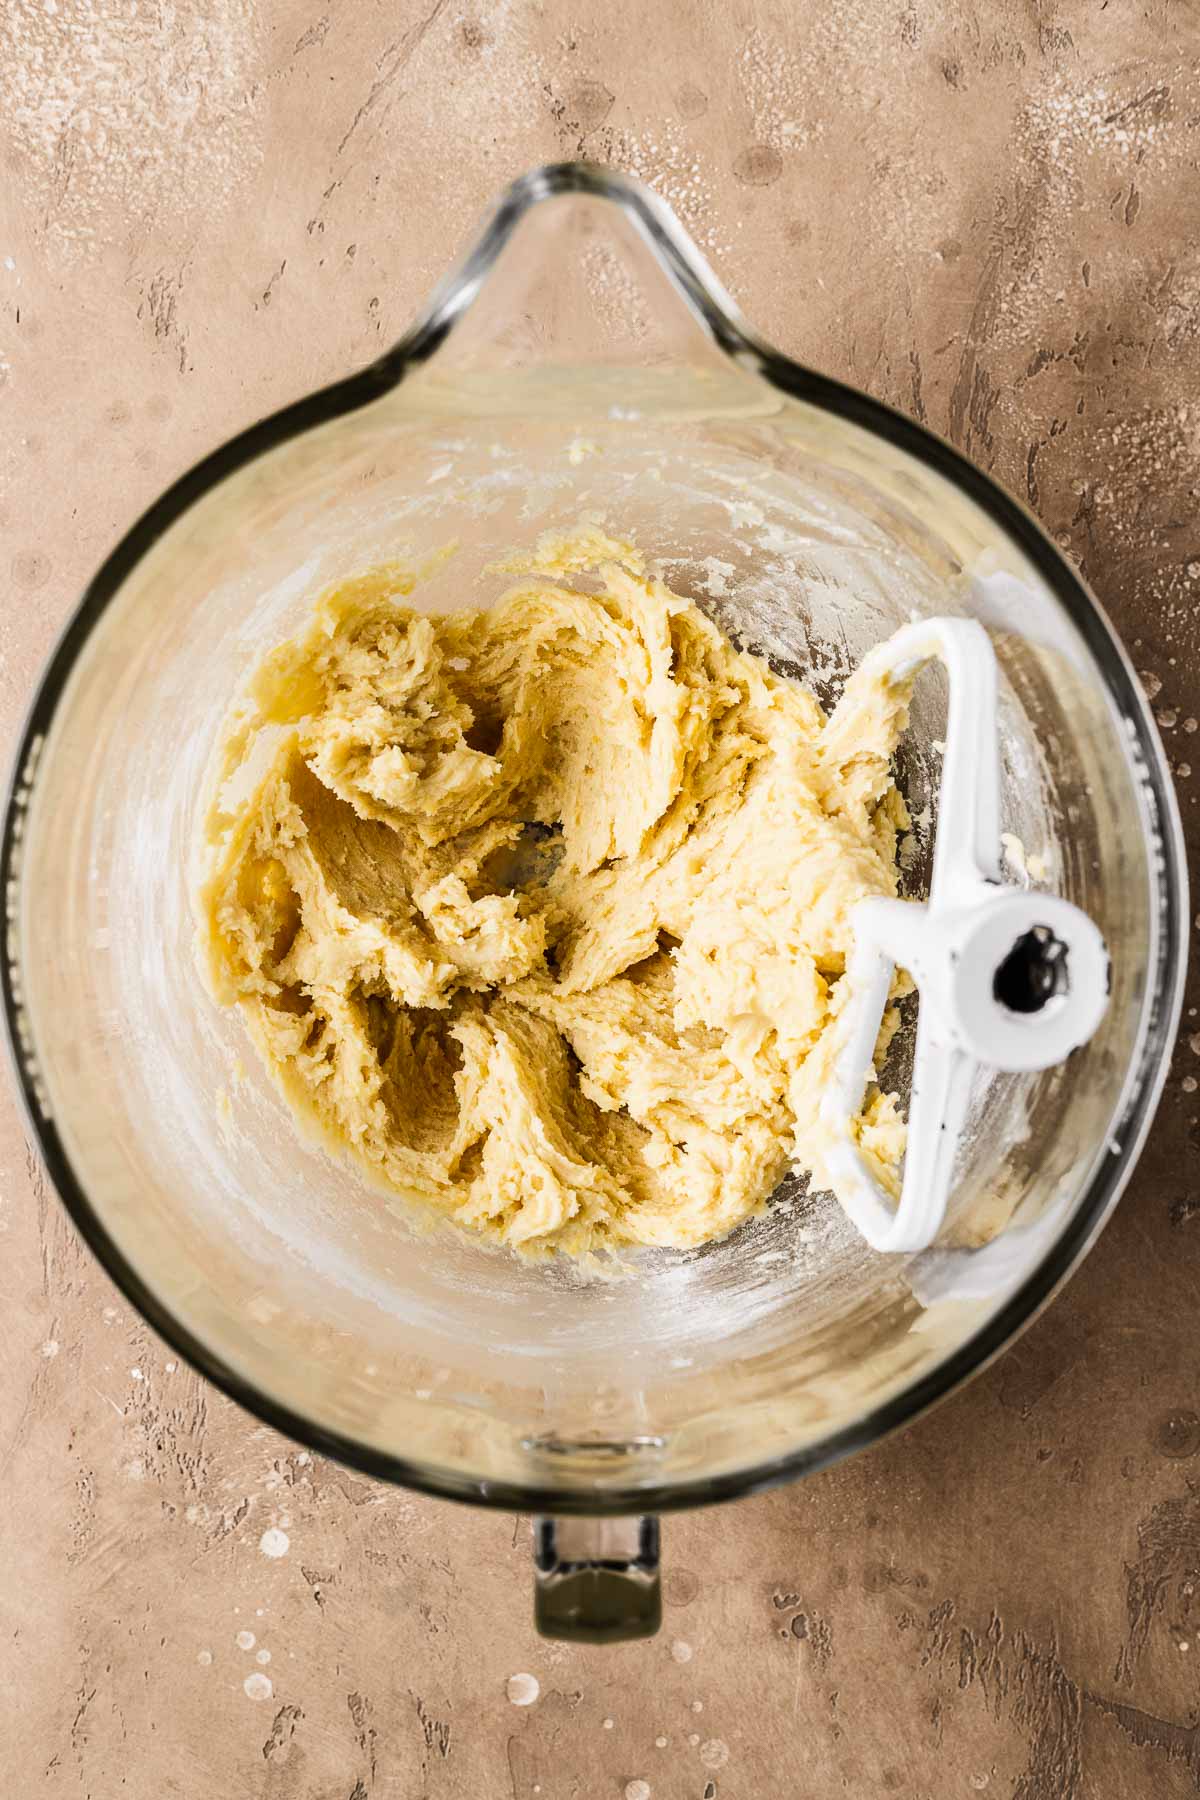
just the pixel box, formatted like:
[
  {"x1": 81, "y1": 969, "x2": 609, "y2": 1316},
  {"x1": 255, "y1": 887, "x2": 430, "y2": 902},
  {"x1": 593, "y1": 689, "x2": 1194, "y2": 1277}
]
[{"x1": 532, "y1": 1515, "x2": 661, "y2": 1642}]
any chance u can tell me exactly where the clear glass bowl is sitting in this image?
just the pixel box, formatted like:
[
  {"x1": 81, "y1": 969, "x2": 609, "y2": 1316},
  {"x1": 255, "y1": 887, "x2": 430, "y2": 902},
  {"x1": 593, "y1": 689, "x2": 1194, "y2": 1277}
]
[{"x1": 1, "y1": 166, "x2": 1186, "y2": 1636}]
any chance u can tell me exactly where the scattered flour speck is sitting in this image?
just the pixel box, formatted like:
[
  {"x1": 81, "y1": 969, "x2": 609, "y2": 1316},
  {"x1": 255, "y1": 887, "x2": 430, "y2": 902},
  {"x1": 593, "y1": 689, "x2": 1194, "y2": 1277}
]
[{"x1": 506, "y1": 1673, "x2": 540, "y2": 1706}]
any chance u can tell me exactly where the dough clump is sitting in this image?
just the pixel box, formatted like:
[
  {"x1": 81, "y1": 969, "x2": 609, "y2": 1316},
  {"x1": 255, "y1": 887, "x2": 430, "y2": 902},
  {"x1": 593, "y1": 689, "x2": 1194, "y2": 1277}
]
[{"x1": 200, "y1": 525, "x2": 910, "y2": 1255}]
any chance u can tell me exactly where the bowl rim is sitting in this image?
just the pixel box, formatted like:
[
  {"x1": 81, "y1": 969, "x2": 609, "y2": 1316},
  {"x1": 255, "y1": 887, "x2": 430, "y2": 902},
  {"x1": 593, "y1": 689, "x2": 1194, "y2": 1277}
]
[{"x1": 1, "y1": 162, "x2": 1188, "y2": 1516}]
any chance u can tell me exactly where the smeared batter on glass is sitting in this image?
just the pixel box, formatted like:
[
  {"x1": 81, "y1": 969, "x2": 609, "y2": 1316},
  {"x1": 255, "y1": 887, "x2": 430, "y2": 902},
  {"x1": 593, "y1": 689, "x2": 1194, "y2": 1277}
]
[{"x1": 200, "y1": 525, "x2": 910, "y2": 1255}]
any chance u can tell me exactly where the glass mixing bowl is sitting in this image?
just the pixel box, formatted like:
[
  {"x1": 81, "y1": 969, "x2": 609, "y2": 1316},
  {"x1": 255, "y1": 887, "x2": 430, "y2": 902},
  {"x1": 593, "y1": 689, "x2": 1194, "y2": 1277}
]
[{"x1": 2, "y1": 165, "x2": 1186, "y2": 1641}]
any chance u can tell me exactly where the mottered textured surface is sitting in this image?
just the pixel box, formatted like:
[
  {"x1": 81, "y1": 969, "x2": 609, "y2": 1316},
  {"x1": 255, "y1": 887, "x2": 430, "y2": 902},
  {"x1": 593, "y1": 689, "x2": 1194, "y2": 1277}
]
[{"x1": 2, "y1": 2, "x2": 1200, "y2": 1794}]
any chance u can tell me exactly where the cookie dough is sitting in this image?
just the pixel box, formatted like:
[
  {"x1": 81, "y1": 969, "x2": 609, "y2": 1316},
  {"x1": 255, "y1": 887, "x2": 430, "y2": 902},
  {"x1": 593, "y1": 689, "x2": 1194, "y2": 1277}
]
[{"x1": 200, "y1": 524, "x2": 910, "y2": 1256}]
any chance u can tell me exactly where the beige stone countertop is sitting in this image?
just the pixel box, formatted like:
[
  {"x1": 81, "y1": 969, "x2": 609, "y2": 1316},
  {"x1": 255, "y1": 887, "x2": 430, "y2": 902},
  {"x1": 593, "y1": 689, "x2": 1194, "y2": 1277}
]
[{"x1": 2, "y1": 2, "x2": 1199, "y2": 1794}]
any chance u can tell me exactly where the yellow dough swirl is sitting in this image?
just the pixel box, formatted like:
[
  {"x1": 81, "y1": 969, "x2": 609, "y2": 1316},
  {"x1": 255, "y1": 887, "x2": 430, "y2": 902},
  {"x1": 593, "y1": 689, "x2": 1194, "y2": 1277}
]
[{"x1": 200, "y1": 524, "x2": 911, "y2": 1256}]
